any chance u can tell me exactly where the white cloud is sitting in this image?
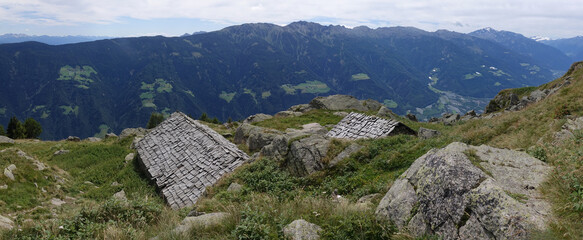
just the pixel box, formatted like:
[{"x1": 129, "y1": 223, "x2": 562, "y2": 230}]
[{"x1": 0, "y1": 0, "x2": 582, "y2": 38}]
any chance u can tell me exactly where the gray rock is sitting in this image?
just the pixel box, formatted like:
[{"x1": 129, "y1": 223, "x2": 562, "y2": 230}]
[
  {"x1": 406, "y1": 113, "x2": 418, "y2": 122},
  {"x1": 105, "y1": 133, "x2": 118, "y2": 139},
  {"x1": 333, "y1": 111, "x2": 349, "y2": 117},
  {"x1": 357, "y1": 193, "x2": 380, "y2": 204},
  {"x1": 174, "y1": 212, "x2": 230, "y2": 234},
  {"x1": 113, "y1": 190, "x2": 127, "y2": 201},
  {"x1": 136, "y1": 112, "x2": 249, "y2": 209},
  {"x1": 14, "y1": 150, "x2": 46, "y2": 171},
  {"x1": 376, "y1": 142, "x2": 551, "y2": 239},
  {"x1": 227, "y1": 182, "x2": 243, "y2": 193},
  {"x1": 119, "y1": 127, "x2": 148, "y2": 139},
  {"x1": 51, "y1": 198, "x2": 66, "y2": 206},
  {"x1": 53, "y1": 149, "x2": 70, "y2": 155},
  {"x1": 248, "y1": 131, "x2": 281, "y2": 152},
  {"x1": 86, "y1": 137, "x2": 102, "y2": 142},
  {"x1": 377, "y1": 106, "x2": 397, "y2": 118},
  {"x1": 0, "y1": 215, "x2": 14, "y2": 230},
  {"x1": 327, "y1": 112, "x2": 416, "y2": 140},
  {"x1": 111, "y1": 181, "x2": 121, "y2": 186},
  {"x1": 288, "y1": 104, "x2": 314, "y2": 113},
  {"x1": 66, "y1": 136, "x2": 81, "y2": 142},
  {"x1": 3, "y1": 165, "x2": 15, "y2": 181},
  {"x1": 0, "y1": 136, "x2": 15, "y2": 144},
  {"x1": 130, "y1": 136, "x2": 143, "y2": 149},
  {"x1": 418, "y1": 127, "x2": 441, "y2": 140},
  {"x1": 0, "y1": 184, "x2": 7, "y2": 190},
  {"x1": 283, "y1": 219, "x2": 322, "y2": 240},
  {"x1": 125, "y1": 153, "x2": 135, "y2": 163},
  {"x1": 260, "y1": 135, "x2": 290, "y2": 160},
  {"x1": 328, "y1": 143, "x2": 362, "y2": 167},
  {"x1": 443, "y1": 113, "x2": 460, "y2": 125},
  {"x1": 286, "y1": 135, "x2": 330, "y2": 176},
  {"x1": 274, "y1": 111, "x2": 303, "y2": 118},
  {"x1": 243, "y1": 113, "x2": 273, "y2": 124}
]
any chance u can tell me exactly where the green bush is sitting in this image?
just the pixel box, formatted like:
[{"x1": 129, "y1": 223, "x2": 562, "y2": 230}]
[
  {"x1": 527, "y1": 146, "x2": 548, "y2": 162},
  {"x1": 232, "y1": 207, "x2": 277, "y2": 240},
  {"x1": 6, "y1": 116, "x2": 25, "y2": 139},
  {"x1": 24, "y1": 118, "x2": 42, "y2": 139},
  {"x1": 146, "y1": 112, "x2": 165, "y2": 129},
  {"x1": 0, "y1": 124, "x2": 5, "y2": 136},
  {"x1": 233, "y1": 158, "x2": 298, "y2": 200}
]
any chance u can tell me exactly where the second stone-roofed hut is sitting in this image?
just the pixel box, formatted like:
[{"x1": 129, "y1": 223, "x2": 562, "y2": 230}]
[
  {"x1": 136, "y1": 112, "x2": 249, "y2": 209},
  {"x1": 326, "y1": 112, "x2": 416, "y2": 140}
]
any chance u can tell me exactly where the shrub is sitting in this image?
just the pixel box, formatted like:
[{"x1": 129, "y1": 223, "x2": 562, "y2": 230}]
[
  {"x1": 527, "y1": 146, "x2": 548, "y2": 162},
  {"x1": 0, "y1": 124, "x2": 5, "y2": 136},
  {"x1": 146, "y1": 112, "x2": 165, "y2": 129},
  {"x1": 232, "y1": 207, "x2": 276, "y2": 240},
  {"x1": 233, "y1": 158, "x2": 298, "y2": 200},
  {"x1": 554, "y1": 104, "x2": 571, "y2": 119},
  {"x1": 6, "y1": 116, "x2": 25, "y2": 139},
  {"x1": 24, "y1": 118, "x2": 42, "y2": 139}
]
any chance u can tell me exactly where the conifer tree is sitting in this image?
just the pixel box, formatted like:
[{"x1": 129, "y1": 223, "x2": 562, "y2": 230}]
[
  {"x1": 24, "y1": 118, "x2": 42, "y2": 139},
  {"x1": 146, "y1": 112, "x2": 165, "y2": 129},
  {"x1": 6, "y1": 116, "x2": 25, "y2": 139}
]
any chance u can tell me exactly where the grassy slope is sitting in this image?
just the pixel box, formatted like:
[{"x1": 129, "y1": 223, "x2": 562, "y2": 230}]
[{"x1": 2, "y1": 62, "x2": 583, "y2": 239}]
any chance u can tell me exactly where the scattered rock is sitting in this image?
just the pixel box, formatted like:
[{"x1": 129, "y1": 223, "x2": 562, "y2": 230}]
[
  {"x1": 111, "y1": 181, "x2": 121, "y2": 187},
  {"x1": 0, "y1": 215, "x2": 14, "y2": 230},
  {"x1": 3, "y1": 164, "x2": 15, "y2": 181},
  {"x1": 0, "y1": 184, "x2": 7, "y2": 190},
  {"x1": 442, "y1": 113, "x2": 460, "y2": 125},
  {"x1": 227, "y1": 182, "x2": 243, "y2": 193},
  {"x1": 406, "y1": 113, "x2": 418, "y2": 122},
  {"x1": 85, "y1": 137, "x2": 102, "y2": 142},
  {"x1": 113, "y1": 190, "x2": 127, "y2": 201},
  {"x1": 243, "y1": 113, "x2": 273, "y2": 124},
  {"x1": 327, "y1": 112, "x2": 416, "y2": 140},
  {"x1": 309, "y1": 95, "x2": 382, "y2": 112},
  {"x1": 553, "y1": 116, "x2": 583, "y2": 145},
  {"x1": 174, "y1": 212, "x2": 230, "y2": 235},
  {"x1": 376, "y1": 142, "x2": 551, "y2": 239},
  {"x1": 124, "y1": 153, "x2": 135, "y2": 163},
  {"x1": 418, "y1": 127, "x2": 441, "y2": 140},
  {"x1": 0, "y1": 136, "x2": 15, "y2": 144},
  {"x1": 328, "y1": 143, "x2": 363, "y2": 167},
  {"x1": 286, "y1": 135, "x2": 330, "y2": 176},
  {"x1": 53, "y1": 149, "x2": 70, "y2": 156},
  {"x1": 16, "y1": 150, "x2": 46, "y2": 170},
  {"x1": 357, "y1": 193, "x2": 380, "y2": 204},
  {"x1": 332, "y1": 111, "x2": 349, "y2": 117},
  {"x1": 119, "y1": 127, "x2": 148, "y2": 139},
  {"x1": 283, "y1": 219, "x2": 322, "y2": 240},
  {"x1": 50, "y1": 198, "x2": 66, "y2": 207},
  {"x1": 104, "y1": 133, "x2": 118, "y2": 140},
  {"x1": 66, "y1": 136, "x2": 81, "y2": 142},
  {"x1": 275, "y1": 111, "x2": 303, "y2": 118}
]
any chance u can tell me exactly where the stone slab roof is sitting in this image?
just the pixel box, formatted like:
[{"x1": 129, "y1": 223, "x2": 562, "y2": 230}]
[
  {"x1": 136, "y1": 112, "x2": 249, "y2": 209},
  {"x1": 326, "y1": 112, "x2": 416, "y2": 140}
]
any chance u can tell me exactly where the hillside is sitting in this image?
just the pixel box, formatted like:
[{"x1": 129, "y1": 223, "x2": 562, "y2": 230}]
[
  {"x1": 543, "y1": 36, "x2": 583, "y2": 63},
  {"x1": 1, "y1": 62, "x2": 583, "y2": 239},
  {"x1": 0, "y1": 22, "x2": 562, "y2": 139}
]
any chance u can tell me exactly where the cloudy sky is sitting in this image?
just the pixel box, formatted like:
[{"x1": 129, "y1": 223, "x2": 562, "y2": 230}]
[{"x1": 0, "y1": 0, "x2": 581, "y2": 39}]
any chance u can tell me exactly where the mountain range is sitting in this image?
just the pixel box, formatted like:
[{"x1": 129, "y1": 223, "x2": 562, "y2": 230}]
[{"x1": 0, "y1": 22, "x2": 579, "y2": 139}]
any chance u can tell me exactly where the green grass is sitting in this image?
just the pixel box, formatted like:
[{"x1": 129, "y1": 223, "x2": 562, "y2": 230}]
[
  {"x1": 280, "y1": 81, "x2": 330, "y2": 95},
  {"x1": 59, "y1": 105, "x2": 79, "y2": 117},
  {"x1": 351, "y1": 73, "x2": 371, "y2": 81},
  {"x1": 383, "y1": 99, "x2": 398, "y2": 108},
  {"x1": 57, "y1": 65, "x2": 96, "y2": 87},
  {"x1": 261, "y1": 91, "x2": 271, "y2": 99},
  {"x1": 220, "y1": 91, "x2": 236, "y2": 103}
]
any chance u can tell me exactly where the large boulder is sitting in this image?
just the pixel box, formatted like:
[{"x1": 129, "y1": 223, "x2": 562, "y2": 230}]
[
  {"x1": 0, "y1": 215, "x2": 14, "y2": 230},
  {"x1": 285, "y1": 135, "x2": 330, "y2": 176},
  {"x1": 0, "y1": 136, "x2": 14, "y2": 144},
  {"x1": 376, "y1": 142, "x2": 551, "y2": 240},
  {"x1": 283, "y1": 219, "x2": 322, "y2": 240},
  {"x1": 417, "y1": 127, "x2": 440, "y2": 140},
  {"x1": 234, "y1": 124, "x2": 283, "y2": 151},
  {"x1": 309, "y1": 95, "x2": 382, "y2": 112},
  {"x1": 243, "y1": 113, "x2": 273, "y2": 124}
]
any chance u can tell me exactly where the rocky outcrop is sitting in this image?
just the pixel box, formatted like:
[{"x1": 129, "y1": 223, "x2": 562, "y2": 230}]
[
  {"x1": 3, "y1": 164, "x2": 16, "y2": 181},
  {"x1": 283, "y1": 219, "x2": 322, "y2": 240},
  {"x1": 308, "y1": 95, "x2": 383, "y2": 112},
  {"x1": 136, "y1": 112, "x2": 249, "y2": 209},
  {"x1": 0, "y1": 136, "x2": 14, "y2": 144},
  {"x1": 119, "y1": 127, "x2": 148, "y2": 139},
  {"x1": 234, "y1": 123, "x2": 283, "y2": 152},
  {"x1": 485, "y1": 62, "x2": 581, "y2": 114},
  {"x1": 66, "y1": 136, "x2": 80, "y2": 142},
  {"x1": 328, "y1": 143, "x2": 363, "y2": 167},
  {"x1": 553, "y1": 116, "x2": 583, "y2": 145},
  {"x1": 376, "y1": 142, "x2": 551, "y2": 240},
  {"x1": 243, "y1": 113, "x2": 273, "y2": 124},
  {"x1": 418, "y1": 127, "x2": 440, "y2": 140},
  {"x1": 406, "y1": 113, "x2": 418, "y2": 122},
  {"x1": 327, "y1": 112, "x2": 416, "y2": 140},
  {"x1": 377, "y1": 106, "x2": 397, "y2": 118},
  {"x1": 286, "y1": 135, "x2": 330, "y2": 176},
  {"x1": 0, "y1": 215, "x2": 14, "y2": 230}
]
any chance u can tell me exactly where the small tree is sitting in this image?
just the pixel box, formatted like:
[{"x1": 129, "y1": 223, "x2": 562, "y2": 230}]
[
  {"x1": 146, "y1": 112, "x2": 165, "y2": 129},
  {"x1": 6, "y1": 116, "x2": 25, "y2": 139},
  {"x1": 24, "y1": 118, "x2": 42, "y2": 139},
  {"x1": 199, "y1": 112, "x2": 210, "y2": 122},
  {"x1": 0, "y1": 125, "x2": 5, "y2": 136}
]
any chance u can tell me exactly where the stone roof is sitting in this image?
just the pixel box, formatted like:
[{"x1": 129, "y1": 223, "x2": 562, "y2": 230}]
[
  {"x1": 326, "y1": 112, "x2": 416, "y2": 140},
  {"x1": 136, "y1": 112, "x2": 249, "y2": 209}
]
